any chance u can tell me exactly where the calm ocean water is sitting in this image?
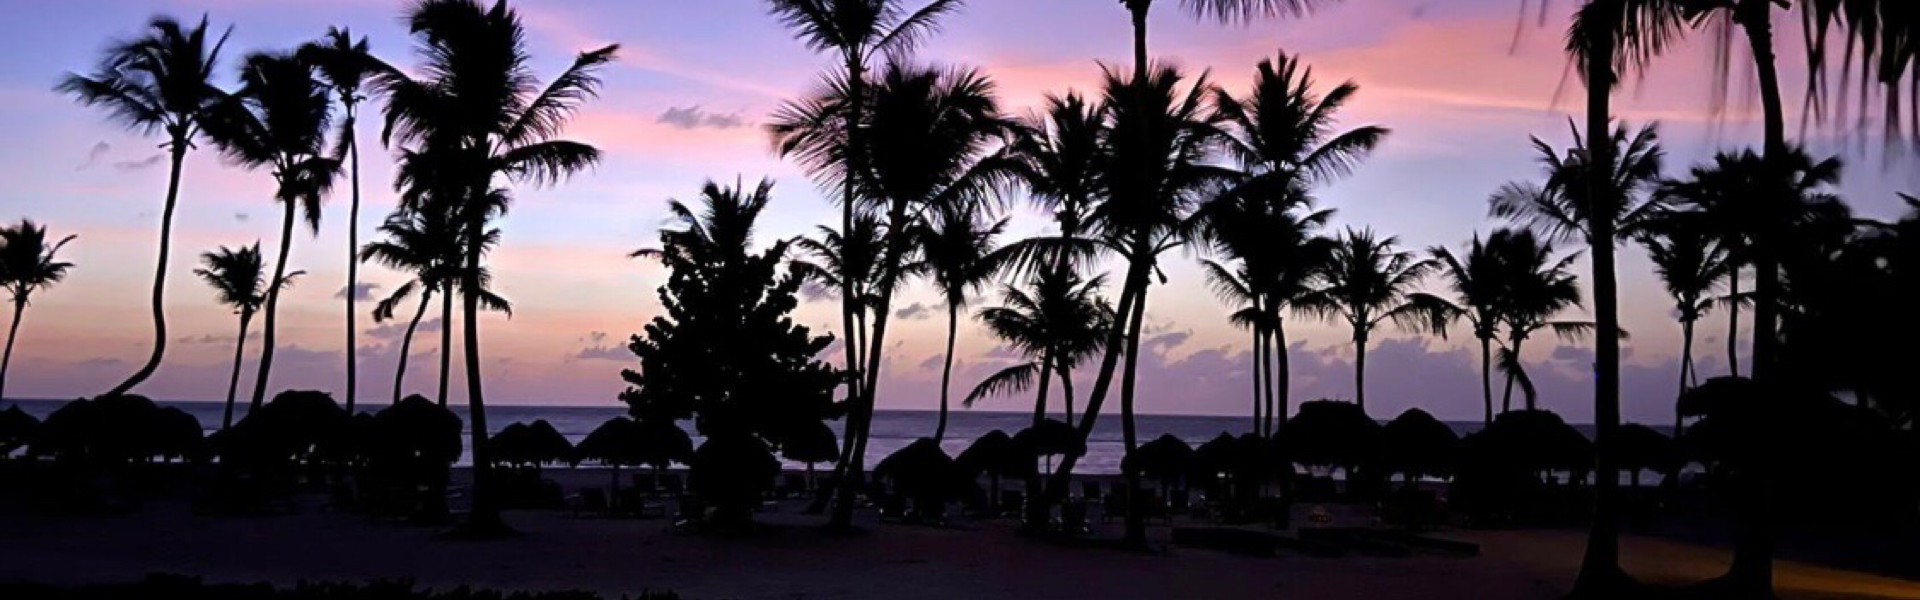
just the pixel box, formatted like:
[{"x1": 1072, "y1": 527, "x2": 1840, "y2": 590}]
[{"x1": 3, "y1": 398, "x2": 1570, "y2": 474}]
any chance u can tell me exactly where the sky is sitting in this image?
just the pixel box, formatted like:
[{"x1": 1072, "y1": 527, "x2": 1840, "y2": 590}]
[{"x1": 0, "y1": 0, "x2": 1913, "y2": 424}]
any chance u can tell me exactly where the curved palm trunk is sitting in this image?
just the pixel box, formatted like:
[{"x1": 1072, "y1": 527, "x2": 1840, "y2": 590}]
[
  {"x1": 249, "y1": 201, "x2": 299, "y2": 410},
  {"x1": 0, "y1": 298, "x2": 26, "y2": 402},
  {"x1": 437, "y1": 285, "x2": 453, "y2": 407},
  {"x1": 1573, "y1": 5, "x2": 1628, "y2": 590},
  {"x1": 935, "y1": 303, "x2": 958, "y2": 442},
  {"x1": 1033, "y1": 348, "x2": 1056, "y2": 427},
  {"x1": 221, "y1": 309, "x2": 253, "y2": 430},
  {"x1": 344, "y1": 110, "x2": 361, "y2": 415},
  {"x1": 461, "y1": 230, "x2": 501, "y2": 530},
  {"x1": 393, "y1": 290, "x2": 432, "y2": 405},
  {"x1": 108, "y1": 143, "x2": 189, "y2": 396},
  {"x1": 1478, "y1": 335, "x2": 1494, "y2": 426},
  {"x1": 1033, "y1": 261, "x2": 1145, "y2": 527},
  {"x1": 1503, "y1": 337, "x2": 1528, "y2": 413},
  {"x1": 1120, "y1": 281, "x2": 1150, "y2": 545}
]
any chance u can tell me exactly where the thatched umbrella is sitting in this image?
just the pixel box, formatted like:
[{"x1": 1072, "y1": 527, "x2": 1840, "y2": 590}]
[
  {"x1": 232, "y1": 390, "x2": 352, "y2": 468},
  {"x1": 690, "y1": 433, "x2": 780, "y2": 526},
  {"x1": 1381, "y1": 408, "x2": 1459, "y2": 484},
  {"x1": 956, "y1": 429, "x2": 1026, "y2": 502},
  {"x1": 576, "y1": 417, "x2": 692, "y2": 492},
  {"x1": 489, "y1": 419, "x2": 574, "y2": 469},
  {"x1": 1190, "y1": 432, "x2": 1240, "y2": 492},
  {"x1": 31, "y1": 394, "x2": 181, "y2": 463},
  {"x1": 370, "y1": 396, "x2": 463, "y2": 466},
  {"x1": 0, "y1": 405, "x2": 39, "y2": 456},
  {"x1": 1284, "y1": 400, "x2": 1382, "y2": 475},
  {"x1": 1478, "y1": 409, "x2": 1591, "y2": 479},
  {"x1": 780, "y1": 420, "x2": 838, "y2": 488},
  {"x1": 1123, "y1": 433, "x2": 1195, "y2": 491},
  {"x1": 1012, "y1": 418, "x2": 1084, "y2": 476},
  {"x1": 152, "y1": 406, "x2": 205, "y2": 462},
  {"x1": 1612, "y1": 423, "x2": 1676, "y2": 487}
]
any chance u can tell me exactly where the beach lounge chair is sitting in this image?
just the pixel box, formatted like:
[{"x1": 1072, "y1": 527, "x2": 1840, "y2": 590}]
[
  {"x1": 661, "y1": 474, "x2": 685, "y2": 497},
  {"x1": 632, "y1": 472, "x2": 657, "y2": 495},
  {"x1": 780, "y1": 473, "x2": 807, "y2": 498},
  {"x1": 570, "y1": 488, "x2": 608, "y2": 517}
]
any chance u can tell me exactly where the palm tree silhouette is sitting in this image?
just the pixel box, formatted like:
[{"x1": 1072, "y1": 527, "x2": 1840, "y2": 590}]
[
  {"x1": 1634, "y1": 211, "x2": 1729, "y2": 435},
  {"x1": 299, "y1": 27, "x2": 377, "y2": 414},
  {"x1": 58, "y1": 15, "x2": 230, "y2": 396},
  {"x1": 378, "y1": 0, "x2": 616, "y2": 532},
  {"x1": 774, "y1": 60, "x2": 1012, "y2": 528},
  {"x1": 1025, "y1": 65, "x2": 1230, "y2": 544},
  {"x1": 1205, "y1": 48, "x2": 1380, "y2": 435},
  {"x1": 1113, "y1": 0, "x2": 1332, "y2": 85},
  {"x1": 1299, "y1": 228, "x2": 1447, "y2": 413},
  {"x1": 193, "y1": 243, "x2": 274, "y2": 429},
  {"x1": 204, "y1": 51, "x2": 341, "y2": 413},
  {"x1": 361, "y1": 201, "x2": 510, "y2": 406},
  {"x1": 765, "y1": 0, "x2": 963, "y2": 529},
  {"x1": 1428, "y1": 232, "x2": 1511, "y2": 426},
  {"x1": 0, "y1": 220, "x2": 76, "y2": 403},
  {"x1": 793, "y1": 213, "x2": 885, "y2": 386},
  {"x1": 1488, "y1": 229, "x2": 1589, "y2": 413},
  {"x1": 1547, "y1": 3, "x2": 1685, "y2": 587},
  {"x1": 967, "y1": 268, "x2": 1114, "y2": 427},
  {"x1": 917, "y1": 208, "x2": 1006, "y2": 442}
]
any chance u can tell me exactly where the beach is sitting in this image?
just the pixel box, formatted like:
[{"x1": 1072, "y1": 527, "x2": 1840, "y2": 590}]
[{"x1": 2, "y1": 466, "x2": 1915, "y2": 600}]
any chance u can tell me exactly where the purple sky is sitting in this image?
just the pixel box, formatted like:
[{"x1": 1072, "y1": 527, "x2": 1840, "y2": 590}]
[{"x1": 1, "y1": 0, "x2": 1912, "y2": 423}]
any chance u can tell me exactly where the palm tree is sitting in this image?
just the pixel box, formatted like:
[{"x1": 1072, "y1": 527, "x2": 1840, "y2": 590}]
[
  {"x1": 966, "y1": 268, "x2": 1114, "y2": 426},
  {"x1": 918, "y1": 208, "x2": 1006, "y2": 442},
  {"x1": 0, "y1": 221, "x2": 76, "y2": 403},
  {"x1": 1428, "y1": 232, "x2": 1512, "y2": 426},
  {"x1": 204, "y1": 51, "x2": 341, "y2": 413},
  {"x1": 193, "y1": 243, "x2": 269, "y2": 430},
  {"x1": 1206, "y1": 48, "x2": 1381, "y2": 435},
  {"x1": 300, "y1": 27, "x2": 377, "y2": 414},
  {"x1": 1489, "y1": 230, "x2": 1589, "y2": 413},
  {"x1": 765, "y1": 0, "x2": 963, "y2": 529},
  {"x1": 793, "y1": 213, "x2": 885, "y2": 389},
  {"x1": 1023, "y1": 65, "x2": 1231, "y2": 544},
  {"x1": 378, "y1": 0, "x2": 617, "y2": 532},
  {"x1": 1635, "y1": 212, "x2": 1730, "y2": 435},
  {"x1": 58, "y1": 16, "x2": 230, "y2": 396},
  {"x1": 1299, "y1": 229, "x2": 1447, "y2": 413},
  {"x1": 360, "y1": 201, "x2": 510, "y2": 407},
  {"x1": 773, "y1": 60, "x2": 1012, "y2": 528}
]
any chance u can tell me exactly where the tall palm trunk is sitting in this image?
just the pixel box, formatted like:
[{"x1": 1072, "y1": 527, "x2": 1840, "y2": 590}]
[
  {"x1": 1353, "y1": 333, "x2": 1369, "y2": 412},
  {"x1": 437, "y1": 284, "x2": 453, "y2": 406},
  {"x1": 1573, "y1": 3, "x2": 1628, "y2": 590},
  {"x1": 1479, "y1": 334, "x2": 1494, "y2": 426},
  {"x1": 461, "y1": 226, "x2": 500, "y2": 530},
  {"x1": 1727, "y1": 270, "x2": 1740, "y2": 377},
  {"x1": 250, "y1": 201, "x2": 298, "y2": 410},
  {"x1": 1262, "y1": 321, "x2": 1278, "y2": 435},
  {"x1": 935, "y1": 303, "x2": 958, "y2": 442},
  {"x1": 1273, "y1": 318, "x2": 1291, "y2": 436},
  {"x1": 393, "y1": 290, "x2": 432, "y2": 404},
  {"x1": 1248, "y1": 327, "x2": 1262, "y2": 433},
  {"x1": 1057, "y1": 354, "x2": 1076, "y2": 427},
  {"x1": 1119, "y1": 276, "x2": 1150, "y2": 546},
  {"x1": 343, "y1": 107, "x2": 361, "y2": 414},
  {"x1": 0, "y1": 298, "x2": 26, "y2": 402},
  {"x1": 1730, "y1": 4, "x2": 1786, "y2": 590},
  {"x1": 827, "y1": 54, "x2": 870, "y2": 531},
  {"x1": 221, "y1": 308, "x2": 253, "y2": 430},
  {"x1": 1675, "y1": 319, "x2": 1694, "y2": 436},
  {"x1": 108, "y1": 142, "x2": 189, "y2": 396}
]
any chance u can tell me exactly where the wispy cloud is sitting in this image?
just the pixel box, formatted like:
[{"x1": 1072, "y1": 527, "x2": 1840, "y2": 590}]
[
  {"x1": 894, "y1": 302, "x2": 932, "y2": 321},
  {"x1": 335, "y1": 283, "x2": 381, "y2": 301},
  {"x1": 658, "y1": 105, "x2": 748, "y2": 130}
]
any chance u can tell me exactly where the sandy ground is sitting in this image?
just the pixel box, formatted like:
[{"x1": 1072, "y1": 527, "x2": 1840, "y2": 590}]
[{"x1": 1, "y1": 469, "x2": 1916, "y2": 600}]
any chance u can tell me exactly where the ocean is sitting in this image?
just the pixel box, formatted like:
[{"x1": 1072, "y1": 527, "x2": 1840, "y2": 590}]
[{"x1": 5, "y1": 398, "x2": 1559, "y2": 474}]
